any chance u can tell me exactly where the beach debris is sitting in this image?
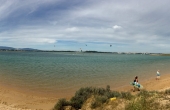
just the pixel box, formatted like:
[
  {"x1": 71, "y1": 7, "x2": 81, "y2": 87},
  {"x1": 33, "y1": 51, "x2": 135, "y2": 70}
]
[{"x1": 110, "y1": 97, "x2": 116, "y2": 101}]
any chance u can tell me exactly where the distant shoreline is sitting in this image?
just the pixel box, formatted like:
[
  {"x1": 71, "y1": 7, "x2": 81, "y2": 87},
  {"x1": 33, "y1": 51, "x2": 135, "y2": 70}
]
[
  {"x1": 1, "y1": 46, "x2": 169, "y2": 54},
  {"x1": 1, "y1": 49, "x2": 169, "y2": 55}
]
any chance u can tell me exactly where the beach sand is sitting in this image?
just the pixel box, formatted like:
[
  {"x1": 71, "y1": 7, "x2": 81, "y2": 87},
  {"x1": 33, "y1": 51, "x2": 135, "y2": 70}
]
[
  {"x1": 0, "y1": 85, "x2": 58, "y2": 110},
  {"x1": 0, "y1": 73, "x2": 170, "y2": 110},
  {"x1": 114, "y1": 73, "x2": 170, "y2": 92}
]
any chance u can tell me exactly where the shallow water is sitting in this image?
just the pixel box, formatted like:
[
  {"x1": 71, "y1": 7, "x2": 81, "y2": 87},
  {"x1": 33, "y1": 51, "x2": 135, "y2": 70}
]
[{"x1": 0, "y1": 52, "x2": 169, "y2": 98}]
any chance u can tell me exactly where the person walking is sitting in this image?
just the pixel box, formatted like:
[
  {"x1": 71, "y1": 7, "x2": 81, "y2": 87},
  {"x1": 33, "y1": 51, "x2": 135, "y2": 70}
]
[
  {"x1": 134, "y1": 76, "x2": 138, "y2": 85},
  {"x1": 156, "y1": 70, "x2": 160, "y2": 80},
  {"x1": 133, "y1": 76, "x2": 140, "y2": 91}
]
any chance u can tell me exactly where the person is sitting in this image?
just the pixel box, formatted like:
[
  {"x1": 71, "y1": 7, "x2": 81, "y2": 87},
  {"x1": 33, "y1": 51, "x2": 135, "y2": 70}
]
[
  {"x1": 156, "y1": 70, "x2": 160, "y2": 80},
  {"x1": 132, "y1": 76, "x2": 140, "y2": 92},
  {"x1": 134, "y1": 76, "x2": 140, "y2": 86},
  {"x1": 133, "y1": 76, "x2": 140, "y2": 87}
]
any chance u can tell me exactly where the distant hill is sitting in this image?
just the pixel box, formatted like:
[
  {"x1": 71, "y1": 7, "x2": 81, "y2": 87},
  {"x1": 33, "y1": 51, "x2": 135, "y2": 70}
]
[
  {"x1": 0, "y1": 46, "x2": 15, "y2": 50},
  {"x1": 0, "y1": 46, "x2": 39, "y2": 51},
  {"x1": 17, "y1": 48, "x2": 39, "y2": 51}
]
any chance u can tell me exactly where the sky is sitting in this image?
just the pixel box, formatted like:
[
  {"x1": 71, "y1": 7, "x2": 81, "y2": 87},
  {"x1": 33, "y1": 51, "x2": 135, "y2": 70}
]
[{"x1": 0, "y1": 0, "x2": 170, "y2": 53}]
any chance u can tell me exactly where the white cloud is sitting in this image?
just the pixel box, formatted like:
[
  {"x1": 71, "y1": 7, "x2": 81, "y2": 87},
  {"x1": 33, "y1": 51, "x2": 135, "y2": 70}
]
[
  {"x1": 153, "y1": 44, "x2": 170, "y2": 48},
  {"x1": 112, "y1": 25, "x2": 122, "y2": 29},
  {"x1": 66, "y1": 27, "x2": 79, "y2": 32},
  {"x1": 0, "y1": 1, "x2": 15, "y2": 20},
  {"x1": 19, "y1": 38, "x2": 57, "y2": 44},
  {"x1": 34, "y1": 38, "x2": 56, "y2": 43}
]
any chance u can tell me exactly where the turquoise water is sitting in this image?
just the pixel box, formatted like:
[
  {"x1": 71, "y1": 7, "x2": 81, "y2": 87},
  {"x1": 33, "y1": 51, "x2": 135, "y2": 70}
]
[{"x1": 0, "y1": 52, "x2": 170, "y2": 97}]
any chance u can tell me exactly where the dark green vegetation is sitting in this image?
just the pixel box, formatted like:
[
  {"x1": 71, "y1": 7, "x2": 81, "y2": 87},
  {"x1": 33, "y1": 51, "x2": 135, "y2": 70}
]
[
  {"x1": 53, "y1": 85, "x2": 133, "y2": 110},
  {"x1": 160, "y1": 54, "x2": 170, "y2": 56},
  {"x1": 53, "y1": 86, "x2": 170, "y2": 110}
]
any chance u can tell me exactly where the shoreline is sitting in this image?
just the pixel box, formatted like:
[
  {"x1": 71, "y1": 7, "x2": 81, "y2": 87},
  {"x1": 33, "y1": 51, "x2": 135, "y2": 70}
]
[{"x1": 0, "y1": 73, "x2": 170, "y2": 110}]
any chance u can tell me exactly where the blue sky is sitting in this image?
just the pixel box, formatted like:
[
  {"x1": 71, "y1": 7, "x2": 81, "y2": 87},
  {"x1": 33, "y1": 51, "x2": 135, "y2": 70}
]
[{"x1": 0, "y1": 0, "x2": 170, "y2": 53}]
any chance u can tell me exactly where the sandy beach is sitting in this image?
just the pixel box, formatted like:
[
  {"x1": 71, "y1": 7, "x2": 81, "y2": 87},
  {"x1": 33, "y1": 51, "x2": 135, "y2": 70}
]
[
  {"x1": 115, "y1": 73, "x2": 170, "y2": 92},
  {"x1": 0, "y1": 73, "x2": 170, "y2": 110},
  {"x1": 0, "y1": 84, "x2": 58, "y2": 110}
]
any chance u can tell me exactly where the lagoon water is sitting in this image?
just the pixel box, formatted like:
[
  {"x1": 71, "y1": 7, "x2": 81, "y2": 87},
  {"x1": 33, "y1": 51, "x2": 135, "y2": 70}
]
[{"x1": 0, "y1": 51, "x2": 170, "y2": 98}]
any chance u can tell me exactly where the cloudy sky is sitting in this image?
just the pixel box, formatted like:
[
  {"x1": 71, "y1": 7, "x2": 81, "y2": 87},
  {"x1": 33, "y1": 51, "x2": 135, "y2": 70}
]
[{"x1": 0, "y1": 0, "x2": 170, "y2": 53}]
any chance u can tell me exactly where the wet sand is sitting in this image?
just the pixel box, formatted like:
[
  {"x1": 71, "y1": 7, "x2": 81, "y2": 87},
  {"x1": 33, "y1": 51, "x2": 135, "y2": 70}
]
[{"x1": 0, "y1": 73, "x2": 170, "y2": 110}]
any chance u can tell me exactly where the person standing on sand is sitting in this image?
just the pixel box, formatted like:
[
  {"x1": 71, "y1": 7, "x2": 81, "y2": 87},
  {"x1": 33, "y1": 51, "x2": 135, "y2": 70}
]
[
  {"x1": 133, "y1": 76, "x2": 140, "y2": 91},
  {"x1": 156, "y1": 70, "x2": 160, "y2": 80},
  {"x1": 134, "y1": 76, "x2": 140, "y2": 87},
  {"x1": 134, "y1": 76, "x2": 138, "y2": 85}
]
